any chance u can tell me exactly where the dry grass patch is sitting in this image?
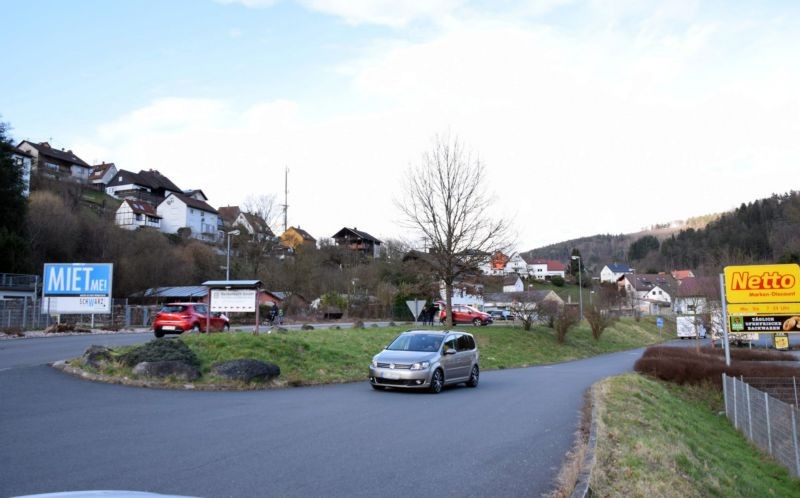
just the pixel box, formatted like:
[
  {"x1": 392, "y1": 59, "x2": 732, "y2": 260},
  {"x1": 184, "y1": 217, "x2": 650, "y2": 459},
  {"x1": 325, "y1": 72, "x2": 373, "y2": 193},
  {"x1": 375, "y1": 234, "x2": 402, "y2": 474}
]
[{"x1": 591, "y1": 374, "x2": 800, "y2": 498}]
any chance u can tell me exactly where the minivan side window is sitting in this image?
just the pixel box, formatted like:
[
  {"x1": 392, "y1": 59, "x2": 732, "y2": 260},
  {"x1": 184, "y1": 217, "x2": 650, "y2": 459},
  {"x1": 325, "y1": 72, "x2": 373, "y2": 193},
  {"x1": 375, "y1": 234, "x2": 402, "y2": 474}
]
[
  {"x1": 195, "y1": 305, "x2": 207, "y2": 314},
  {"x1": 456, "y1": 334, "x2": 473, "y2": 351},
  {"x1": 443, "y1": 335, "x2": 457, "y2": 353}
]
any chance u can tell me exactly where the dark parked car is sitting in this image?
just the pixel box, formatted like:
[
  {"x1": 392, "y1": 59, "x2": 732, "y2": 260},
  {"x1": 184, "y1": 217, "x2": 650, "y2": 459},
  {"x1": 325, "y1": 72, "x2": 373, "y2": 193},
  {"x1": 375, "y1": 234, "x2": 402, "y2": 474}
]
[
  {"x1": 488, "y1": 309, "x2": 513, "y2": 321},
  {"x1": 153, "y1": 303, "x2": 229, "y2": 337}
]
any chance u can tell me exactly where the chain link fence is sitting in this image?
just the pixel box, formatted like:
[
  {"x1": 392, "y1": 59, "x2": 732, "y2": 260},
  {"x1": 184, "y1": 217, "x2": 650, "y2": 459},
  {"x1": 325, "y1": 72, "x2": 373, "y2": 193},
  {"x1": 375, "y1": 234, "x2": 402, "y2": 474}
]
[
  {"x1": 723, "y1": 374, "x2": 800, "y2": 477},
  {"x1": 0, "y1": 298, "x2": 158, "y2": 331}
]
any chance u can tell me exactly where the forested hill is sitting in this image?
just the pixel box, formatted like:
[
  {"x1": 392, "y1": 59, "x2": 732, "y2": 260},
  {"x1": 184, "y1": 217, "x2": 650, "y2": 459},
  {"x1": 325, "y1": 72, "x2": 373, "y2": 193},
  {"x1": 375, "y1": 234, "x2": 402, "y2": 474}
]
[{"x1": 525, "y1": 192, "x2": 800, "y2": 274}]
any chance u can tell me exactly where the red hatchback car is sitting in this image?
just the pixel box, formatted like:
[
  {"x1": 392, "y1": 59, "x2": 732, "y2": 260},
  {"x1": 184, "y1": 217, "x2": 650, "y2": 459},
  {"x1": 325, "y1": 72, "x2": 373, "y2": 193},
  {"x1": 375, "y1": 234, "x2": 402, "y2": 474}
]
[
  {"x1": 439, "y1": 304, "x2": 493, "y2": 326},
  {"x1": 153, "y1": 302, "x2": 229, "y2": 337}
]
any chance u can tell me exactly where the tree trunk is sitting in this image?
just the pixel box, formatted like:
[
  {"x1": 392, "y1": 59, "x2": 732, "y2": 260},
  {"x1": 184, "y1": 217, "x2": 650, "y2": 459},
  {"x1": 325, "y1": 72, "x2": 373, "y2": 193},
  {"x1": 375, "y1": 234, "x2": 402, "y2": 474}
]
[{"x1": 445, "y1": 281, "x2": 454, "y2": 328}]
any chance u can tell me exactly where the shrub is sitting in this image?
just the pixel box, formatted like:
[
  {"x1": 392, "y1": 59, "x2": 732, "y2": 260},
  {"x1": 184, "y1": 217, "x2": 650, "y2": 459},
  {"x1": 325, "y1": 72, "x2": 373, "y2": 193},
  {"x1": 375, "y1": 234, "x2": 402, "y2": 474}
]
[
  {"x1": 551, "y1": 276, "x2": 565, "y2": 287},
  {"x1": 635, "y1": 346, "x2": 800, "y2": 387},
  {"x1": 353, "y1": 320, "x2": 365, "y2": 329},
  {"x1": 120, "y1": 339, "x2": 200, "y2": 367},
  {"x1": 301, "y1": 324, "x2": 314, "y2": 330}
]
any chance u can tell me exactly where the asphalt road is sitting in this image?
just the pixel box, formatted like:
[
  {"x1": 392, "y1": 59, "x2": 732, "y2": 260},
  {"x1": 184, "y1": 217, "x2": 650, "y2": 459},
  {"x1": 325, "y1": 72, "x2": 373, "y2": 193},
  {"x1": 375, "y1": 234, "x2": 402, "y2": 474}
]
[{"x1": 1, "y1": 335, "x2": 656, "y2": 498}]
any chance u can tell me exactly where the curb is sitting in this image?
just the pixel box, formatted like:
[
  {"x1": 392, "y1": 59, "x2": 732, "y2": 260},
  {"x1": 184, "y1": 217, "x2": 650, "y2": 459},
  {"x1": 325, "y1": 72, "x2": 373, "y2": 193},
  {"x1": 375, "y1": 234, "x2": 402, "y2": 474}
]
[
  {"x1": 50, "y1": 361, "x2": 285, "y2": 391},
  {"x1": 570, "y1": 385, "x2": 599, "y2": 498}
]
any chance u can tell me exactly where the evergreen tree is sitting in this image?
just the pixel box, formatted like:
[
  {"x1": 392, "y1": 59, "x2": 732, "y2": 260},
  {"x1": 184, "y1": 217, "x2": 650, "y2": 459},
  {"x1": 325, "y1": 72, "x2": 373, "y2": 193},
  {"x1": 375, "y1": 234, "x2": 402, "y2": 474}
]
[{"x1": 0, "y1": 121, "x2": 30, "y2": 271}]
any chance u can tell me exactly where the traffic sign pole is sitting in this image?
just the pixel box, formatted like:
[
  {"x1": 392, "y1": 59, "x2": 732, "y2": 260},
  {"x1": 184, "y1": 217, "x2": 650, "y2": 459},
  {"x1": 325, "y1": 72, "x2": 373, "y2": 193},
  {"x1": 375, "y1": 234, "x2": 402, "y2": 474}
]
[{"x1": 720, "y1": 273, "x2": 731, "y2": 367}]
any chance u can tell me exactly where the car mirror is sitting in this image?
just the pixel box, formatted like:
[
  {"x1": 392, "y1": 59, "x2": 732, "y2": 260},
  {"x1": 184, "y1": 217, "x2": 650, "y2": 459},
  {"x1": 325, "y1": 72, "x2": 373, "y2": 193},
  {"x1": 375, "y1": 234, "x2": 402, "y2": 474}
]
[{"x1": 443, "y1": 348, "x2": 456, "y2": 355}]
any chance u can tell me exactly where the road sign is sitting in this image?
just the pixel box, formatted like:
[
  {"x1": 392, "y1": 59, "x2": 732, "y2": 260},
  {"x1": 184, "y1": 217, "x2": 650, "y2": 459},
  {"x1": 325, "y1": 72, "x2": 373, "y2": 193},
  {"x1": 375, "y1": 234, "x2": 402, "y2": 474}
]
[
  {"x1": 724, "y1": 264, "x2": 800, "y2": 304},
  {"x1": 42, "y1": 263, "x2": 113, "y2": 313},
  {"x1": 656, "y1": 317, "x2": 664, "y2": 328},
  {"x1": 210, "y1": 289, "x2": 257, "y2": 312},
  {"x1": 406, "y1": 300, "x2": 426, "y2": 321}
]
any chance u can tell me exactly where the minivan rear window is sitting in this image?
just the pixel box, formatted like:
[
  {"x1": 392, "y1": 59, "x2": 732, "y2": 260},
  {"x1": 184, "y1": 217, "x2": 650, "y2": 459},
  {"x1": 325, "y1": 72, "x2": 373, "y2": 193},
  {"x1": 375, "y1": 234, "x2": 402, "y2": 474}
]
[{"x1": 160, "y1": 305, "x2": 187, "y2": 313}]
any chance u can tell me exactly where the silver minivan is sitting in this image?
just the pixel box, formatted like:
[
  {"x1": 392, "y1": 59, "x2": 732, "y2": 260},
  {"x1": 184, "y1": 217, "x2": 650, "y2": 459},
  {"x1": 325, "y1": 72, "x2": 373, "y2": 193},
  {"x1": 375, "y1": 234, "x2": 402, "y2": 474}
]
[{"x1": 368, "y1": 330, "x2": 480, "y2": 393}]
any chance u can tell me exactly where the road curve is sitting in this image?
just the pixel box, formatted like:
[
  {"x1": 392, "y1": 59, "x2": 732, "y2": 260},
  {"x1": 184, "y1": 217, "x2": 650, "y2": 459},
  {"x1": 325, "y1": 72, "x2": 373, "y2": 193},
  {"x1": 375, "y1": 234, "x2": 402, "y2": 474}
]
[{"x1": 0, "y1": 336, "x2": 653, "y2": 498}]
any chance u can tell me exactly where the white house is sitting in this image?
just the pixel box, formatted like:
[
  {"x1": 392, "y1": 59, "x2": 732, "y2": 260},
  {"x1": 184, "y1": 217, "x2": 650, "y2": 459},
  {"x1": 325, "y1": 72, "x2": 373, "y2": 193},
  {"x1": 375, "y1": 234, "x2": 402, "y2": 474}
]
[
  {"x1": 502, "y1": 275, "x2": 524, "y2": 293},
  {"x1": 600, "y1": 263, "x2": 634, "y2": 283},
  {"x1": 89, "y1": 162, "x2": 118, "y2": 187},
  {"x1": 504, "y1": 254, "x2": 529, "y2": 275},
  {"x1": 525, "y1": 258, "x2": 567, "y2": 280},
  {"x1": 674, "y1": 276, "x2": 719, "y2": 315},
  {"x1": 440, "y1": 280, "x2": 484, "y2": 308},
  {"x1": 11, "y1": 147, "x2": 32, "y2": 197},
  {"x1": 157, "y1": 192, "x2": 219, "y2": 242},
  {"x1": 622, "y1": 274, "x2": 677, "y2": 315},
  {"x1": 115, "y1": 199, "x2": 161, "y2": 231}
]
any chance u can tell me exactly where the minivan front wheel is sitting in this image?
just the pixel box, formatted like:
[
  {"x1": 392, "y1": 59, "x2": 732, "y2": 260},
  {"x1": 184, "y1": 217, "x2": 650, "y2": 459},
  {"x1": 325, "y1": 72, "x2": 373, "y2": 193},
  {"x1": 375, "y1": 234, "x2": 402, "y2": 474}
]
[
  {"x1": 191, "y1": 323, "x2": 201, "y2": 333},
  {"x1": 472, "y1": 318, "x2": 482, "y2": 326},
  {"x1": 429, "y1": 369, "x2": 444, "y2": 394},
  {"x1": 466, "y1": 365, "x2": 479, "y2": 388}
]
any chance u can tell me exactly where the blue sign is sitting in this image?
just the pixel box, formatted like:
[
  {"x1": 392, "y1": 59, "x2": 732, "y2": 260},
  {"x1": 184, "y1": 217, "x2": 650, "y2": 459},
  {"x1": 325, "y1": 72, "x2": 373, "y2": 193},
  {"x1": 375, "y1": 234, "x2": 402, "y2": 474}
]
[
  {"x1": 656, "y1": 317, "x2": 664, "y2": 328},
  {"x1": 43, "y1": 263, "x2": 113, "y2": 297}
]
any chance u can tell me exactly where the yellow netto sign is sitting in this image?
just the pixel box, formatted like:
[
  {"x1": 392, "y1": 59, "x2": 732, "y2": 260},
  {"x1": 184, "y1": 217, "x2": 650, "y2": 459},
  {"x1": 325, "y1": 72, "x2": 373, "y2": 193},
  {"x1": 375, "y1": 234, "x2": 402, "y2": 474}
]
[{"x1": 724, "y1": 264, "x2": 800, "y2": 304}]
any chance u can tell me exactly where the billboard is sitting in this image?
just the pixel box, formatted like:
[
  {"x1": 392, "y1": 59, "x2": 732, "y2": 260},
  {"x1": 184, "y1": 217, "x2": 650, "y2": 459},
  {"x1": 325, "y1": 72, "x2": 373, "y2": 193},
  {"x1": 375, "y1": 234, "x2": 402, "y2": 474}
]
[
  {"x1": 210, "y1": 289, "x2": 257, "y2": 312},
  {"x1": 723, "y1": 264, "x2": 800, "y2": 304},
  {"x1": 42, "y1": 263, "x2": 113, "y2": 314}
]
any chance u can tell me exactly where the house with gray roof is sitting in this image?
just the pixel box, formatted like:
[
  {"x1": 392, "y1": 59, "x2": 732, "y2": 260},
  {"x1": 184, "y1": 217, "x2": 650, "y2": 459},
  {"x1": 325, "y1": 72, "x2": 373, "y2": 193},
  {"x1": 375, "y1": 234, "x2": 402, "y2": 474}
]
[
  {"x1": 157, "y1": 192, "x2": 220, "y2": 242},
  {"x1": 16, "y1": 140, "x2": 92, "y2": 183},
  {"x1": 600, "y1": 263, "x2": 635, "y2": 283},
  {"x1": 332, "y1": 227, "x2": 382, "y2": 258}
]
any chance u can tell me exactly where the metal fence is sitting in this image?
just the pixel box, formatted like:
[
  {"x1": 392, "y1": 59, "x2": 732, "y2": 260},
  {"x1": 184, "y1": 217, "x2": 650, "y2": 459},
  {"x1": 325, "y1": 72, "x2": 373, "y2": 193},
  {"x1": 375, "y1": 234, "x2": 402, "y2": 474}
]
[
  {"x1": 0, "y1": 298, "x2": 158, "y2": 331},
  {"x1": 723, "y1": 374, "x2": 800, "y2": 477}
]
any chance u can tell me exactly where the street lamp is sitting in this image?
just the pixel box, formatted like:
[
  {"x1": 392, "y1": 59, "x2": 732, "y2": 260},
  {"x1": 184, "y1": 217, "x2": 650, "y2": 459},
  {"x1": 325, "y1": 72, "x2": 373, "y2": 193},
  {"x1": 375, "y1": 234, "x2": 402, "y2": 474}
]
[
  {"x1": 226, "y1": 229, "x2": 240, "y2": 280},
  {"x1": 571, "y1": 255, "x2": 583, "y2": 320}
]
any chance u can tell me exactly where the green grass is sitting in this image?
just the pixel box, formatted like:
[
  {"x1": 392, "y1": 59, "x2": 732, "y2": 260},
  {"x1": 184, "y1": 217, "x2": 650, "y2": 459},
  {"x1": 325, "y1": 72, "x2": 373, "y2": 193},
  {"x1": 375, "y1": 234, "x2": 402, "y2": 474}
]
[
  {"x1": 591, "y1": 373, "x2": 800, "y2": 497},
  {"x1": 175, "y1": 317, "x2": 666, "y2": 386}
]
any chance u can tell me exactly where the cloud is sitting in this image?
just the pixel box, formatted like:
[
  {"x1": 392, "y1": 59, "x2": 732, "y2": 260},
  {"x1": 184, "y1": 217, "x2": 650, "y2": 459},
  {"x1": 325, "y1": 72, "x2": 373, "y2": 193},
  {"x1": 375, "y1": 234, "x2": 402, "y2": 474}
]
[{"x1": 79, "y1": 5, "x2": 800, "y2": 249}]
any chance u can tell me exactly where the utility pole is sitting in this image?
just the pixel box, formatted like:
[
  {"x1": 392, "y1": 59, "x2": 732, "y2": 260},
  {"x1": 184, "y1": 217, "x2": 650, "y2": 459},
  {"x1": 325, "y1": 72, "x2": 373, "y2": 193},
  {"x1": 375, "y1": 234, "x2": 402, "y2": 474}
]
[{"x1": 282, "y1": 166, "x2": 289, "y2": 233}]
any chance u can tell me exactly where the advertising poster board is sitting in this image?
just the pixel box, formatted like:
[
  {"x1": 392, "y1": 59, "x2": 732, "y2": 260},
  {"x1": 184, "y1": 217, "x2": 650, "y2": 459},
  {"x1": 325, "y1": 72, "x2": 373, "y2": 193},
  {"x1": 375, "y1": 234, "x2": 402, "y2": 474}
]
[
  {"x1": 41, "y1": 263, "x2": 113, "y2": 314},
  {"x1": 210, "y1": 289, "x2": 257, "y2": 312}
]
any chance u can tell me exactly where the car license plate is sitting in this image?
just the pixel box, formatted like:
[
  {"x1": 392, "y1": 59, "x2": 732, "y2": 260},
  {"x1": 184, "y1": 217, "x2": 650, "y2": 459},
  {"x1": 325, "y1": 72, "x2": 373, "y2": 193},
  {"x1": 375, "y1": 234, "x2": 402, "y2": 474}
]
[
  {"x1": 162, "y1": 326, "x2": 175, "y2": 331},
  {"x1": 383, "y1": 371, "x2": 400, "y2": 380}
]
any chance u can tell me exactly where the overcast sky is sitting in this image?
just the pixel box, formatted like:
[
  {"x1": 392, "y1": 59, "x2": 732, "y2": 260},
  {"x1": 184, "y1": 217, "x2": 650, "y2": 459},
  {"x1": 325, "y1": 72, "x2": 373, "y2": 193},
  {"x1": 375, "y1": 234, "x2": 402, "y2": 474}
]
[{"x1": 3, "y1": 0, "x2": 799, "y2": 251}]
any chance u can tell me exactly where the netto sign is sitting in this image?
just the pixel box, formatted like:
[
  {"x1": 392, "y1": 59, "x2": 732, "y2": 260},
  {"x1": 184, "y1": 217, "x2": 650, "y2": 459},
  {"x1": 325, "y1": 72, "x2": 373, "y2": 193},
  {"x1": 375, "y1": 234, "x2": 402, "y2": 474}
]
[{"x1": 724, "y1": 264, "x2": 800, "y2": 303}]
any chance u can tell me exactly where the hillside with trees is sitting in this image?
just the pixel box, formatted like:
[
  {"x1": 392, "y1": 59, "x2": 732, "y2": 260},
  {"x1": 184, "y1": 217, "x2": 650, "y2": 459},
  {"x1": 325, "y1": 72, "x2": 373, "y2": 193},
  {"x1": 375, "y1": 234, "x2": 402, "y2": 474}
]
[{"x1": 526, "y1": 192, "x2": 800, "y2": 275}]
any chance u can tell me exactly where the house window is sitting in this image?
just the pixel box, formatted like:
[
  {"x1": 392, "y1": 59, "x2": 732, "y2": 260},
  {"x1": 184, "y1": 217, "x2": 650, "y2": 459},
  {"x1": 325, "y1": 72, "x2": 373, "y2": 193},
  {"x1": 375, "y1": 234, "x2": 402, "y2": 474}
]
[
  {"x1": 45, "y1": 162, "x2": 60, "y2": 172},
  {"x1": 135, "y1": 213, "x2": 142, "y2": 221}
]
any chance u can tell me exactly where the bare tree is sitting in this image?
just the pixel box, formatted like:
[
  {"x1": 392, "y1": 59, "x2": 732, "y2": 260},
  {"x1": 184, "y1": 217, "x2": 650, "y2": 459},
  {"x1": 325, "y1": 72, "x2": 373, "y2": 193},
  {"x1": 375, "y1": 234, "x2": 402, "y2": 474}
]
[
  {"x1": 238, "y1": 194, "x2": 281, "y2": 277},
  {"x1": 554, "y1": 305, "x2": 580, "y2": 344},
  {"x1": 397, "y1": 134, "x2": 511, "y2": 326},
  {"x1": 583, "y1": 303, "x2": 617, "y2": 341}
]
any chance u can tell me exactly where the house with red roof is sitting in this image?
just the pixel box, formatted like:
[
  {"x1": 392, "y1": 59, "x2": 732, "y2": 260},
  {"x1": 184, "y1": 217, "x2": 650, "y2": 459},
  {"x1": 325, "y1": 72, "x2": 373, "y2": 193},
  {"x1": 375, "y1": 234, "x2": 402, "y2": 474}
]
[{"x1": 115, "y1": 199, "x2": 162, "y2": 231}]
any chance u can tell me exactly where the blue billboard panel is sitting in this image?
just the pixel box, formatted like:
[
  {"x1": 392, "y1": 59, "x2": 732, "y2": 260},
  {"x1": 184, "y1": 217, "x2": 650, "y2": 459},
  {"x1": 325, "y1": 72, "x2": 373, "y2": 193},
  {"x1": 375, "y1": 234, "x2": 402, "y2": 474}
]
[
  {"x1": 42, "y1": 263, "x2": 113, "y2": 314},
  {"x1": 43, "y1": 263, "x2": 113, "y2": 297}
]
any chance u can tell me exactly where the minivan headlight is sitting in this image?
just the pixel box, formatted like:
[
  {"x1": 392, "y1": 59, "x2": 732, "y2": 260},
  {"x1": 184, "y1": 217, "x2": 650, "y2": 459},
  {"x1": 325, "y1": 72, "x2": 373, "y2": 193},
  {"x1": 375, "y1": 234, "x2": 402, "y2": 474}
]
[
  {"x1": 410, "y1": 361, "x2": 430, "y2": 371},
  {"x1": 371, "y1": 359, "x2": 378, "y2": 367}
]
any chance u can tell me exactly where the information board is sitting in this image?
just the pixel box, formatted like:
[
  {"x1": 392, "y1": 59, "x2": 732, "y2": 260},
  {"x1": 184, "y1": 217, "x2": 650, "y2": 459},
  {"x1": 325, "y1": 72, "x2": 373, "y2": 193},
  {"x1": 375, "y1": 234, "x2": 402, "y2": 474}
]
[
  {"x1": 41, "y1": 263, "x2": 113, "y2": 314},
  {"x1": 210, "y1": 289, "x2": 257, "y2": 312}
]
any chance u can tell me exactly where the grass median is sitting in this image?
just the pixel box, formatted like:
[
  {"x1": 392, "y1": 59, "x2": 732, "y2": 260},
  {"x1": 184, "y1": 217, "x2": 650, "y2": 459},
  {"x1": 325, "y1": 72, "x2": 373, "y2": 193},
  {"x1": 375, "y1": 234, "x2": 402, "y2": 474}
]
[
  {"x1": 76, "y1": 317, "x2": 667, "y2": 387},
  {"x1": 591, "y1": 373, "x2": 800, "y2": 497},
  {"x1": 173, "y1": 316, "x2": 668, "y2": 386}
]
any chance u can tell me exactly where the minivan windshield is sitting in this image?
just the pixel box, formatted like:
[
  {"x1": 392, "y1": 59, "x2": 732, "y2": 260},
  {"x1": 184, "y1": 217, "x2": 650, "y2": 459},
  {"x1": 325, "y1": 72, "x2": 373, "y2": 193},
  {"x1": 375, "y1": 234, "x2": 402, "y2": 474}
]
[{"x1": 387, "y1": 333, "x2": 443, "y2": 352}]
